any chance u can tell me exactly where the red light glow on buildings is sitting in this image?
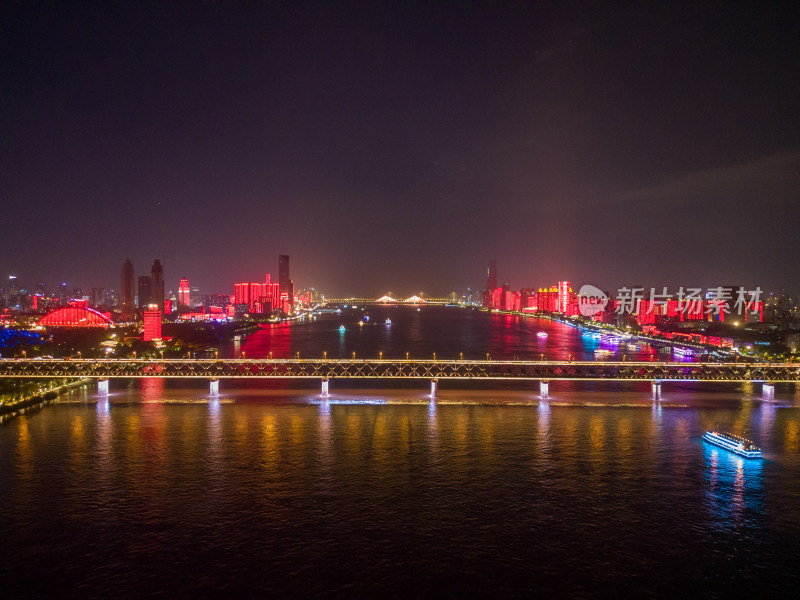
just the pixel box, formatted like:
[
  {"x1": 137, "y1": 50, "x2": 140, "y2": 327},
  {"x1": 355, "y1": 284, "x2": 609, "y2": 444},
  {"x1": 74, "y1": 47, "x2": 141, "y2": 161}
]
[
  {"x1": 178, "y1": 278, "x2": 190, "y2": 306},
  {"x1": 143, "y1": 307, "x2": 162, "y2": 341}
]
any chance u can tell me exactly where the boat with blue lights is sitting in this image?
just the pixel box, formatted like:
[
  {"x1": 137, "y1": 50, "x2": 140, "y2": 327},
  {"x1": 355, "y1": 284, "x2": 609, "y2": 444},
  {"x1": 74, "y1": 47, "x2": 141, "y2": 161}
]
[{"x1": 702, "y1": 431, "x2": 762, "y2": 459}]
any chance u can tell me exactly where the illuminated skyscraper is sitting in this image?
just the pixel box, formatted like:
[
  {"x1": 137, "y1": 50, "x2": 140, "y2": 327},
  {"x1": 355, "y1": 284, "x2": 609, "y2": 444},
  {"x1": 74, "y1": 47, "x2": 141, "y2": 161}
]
[
  {"x1": 143, "y1": 305, "x2": 162, "y2": 341},
  {"x1": 150, "y1": 260, "x2": 164, "y2": 314},
  {"x1": 558, "y1": 281, "x2": 570, "y2": 313},
  {"x1": 178, "y1": 278, "x2": 190, "y2": 306},
  {"x1": 487, "y1": 259, "x2": 497, "y2": 291},
  {"x1": 279, "y1": 255, "x2": 290, "y2": 300},
  {"x1": 121, "y1": 258, "x2": 135, "y2": 321},
  {"x1": 234, "y1": 283, "x2": 247, "y2": 307}
]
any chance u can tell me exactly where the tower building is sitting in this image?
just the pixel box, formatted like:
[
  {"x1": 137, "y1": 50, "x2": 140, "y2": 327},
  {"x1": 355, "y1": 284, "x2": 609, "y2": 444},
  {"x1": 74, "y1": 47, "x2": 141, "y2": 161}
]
[
  {"x1": 487, "y1": 259, "x2": 498, "y2": 291},
  {"x1": 178, "y1": 278, "x2": 190, "y2": 306},
  {"x1": 150, "y1": 259, "x2": 164, "y2": 314},
  {"x1": 138, "y1": 276, "x2": 151, "y2": 309},
  {"x1": 121, "y1": 258, "x2": 135, "y2": 321},
  {"x1": 279, "y1": 255, "x2": 290, "y2": 300}
]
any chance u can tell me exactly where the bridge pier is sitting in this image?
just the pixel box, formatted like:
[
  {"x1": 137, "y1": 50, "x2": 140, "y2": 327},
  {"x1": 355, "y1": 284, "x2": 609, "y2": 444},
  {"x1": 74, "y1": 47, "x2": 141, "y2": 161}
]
[
  {"x1": 321, "y1": 378, "x2": 330, "y2": 398},
  {"x1": 651, "y1": 381, "x2": 662, "y2": 400},
  {"x1": 539, "y1": 381, "x2": 549, "y2": 399},
  {"x1": 209, "y1": 379, "x2": 219, "y2": 397},
  {"x1": 430, "y1": 378, "x2": 438, "y2": 398},
  {"x1": 762, "y1": 383, "x2": 774, "y2": 400},
  {"x1": 98, "y1": 378, "x2": 109, "y2": 396}
]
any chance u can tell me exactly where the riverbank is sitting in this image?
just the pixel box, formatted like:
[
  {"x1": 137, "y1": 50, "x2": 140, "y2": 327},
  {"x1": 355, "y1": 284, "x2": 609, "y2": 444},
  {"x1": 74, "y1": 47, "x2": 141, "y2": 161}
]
[{"x1": 0, "y1": 378, "x2": 90, "y2": 424}]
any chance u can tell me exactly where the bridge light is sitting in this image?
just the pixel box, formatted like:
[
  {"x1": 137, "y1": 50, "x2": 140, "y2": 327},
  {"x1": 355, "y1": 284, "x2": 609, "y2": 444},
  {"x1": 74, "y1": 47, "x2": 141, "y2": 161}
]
[
  {"x1": 352, "y1": 352, "x2": 356, "y2": 360},
  {"x1": 406, "y1": 352, "x2": 410, "y2": 360},
  {"x1": 323, "y1": 351, "x2": 327, "y2": 359},
  {"x1": 379, "y1": 352, "x2": 383, "y2": 359}
]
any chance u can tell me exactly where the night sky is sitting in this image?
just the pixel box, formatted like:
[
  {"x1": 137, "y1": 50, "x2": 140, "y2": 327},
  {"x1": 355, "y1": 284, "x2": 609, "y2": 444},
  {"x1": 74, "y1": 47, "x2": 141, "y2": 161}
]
[{"x1": 2, "y1": 3, "x2": 798, "y2": 297}]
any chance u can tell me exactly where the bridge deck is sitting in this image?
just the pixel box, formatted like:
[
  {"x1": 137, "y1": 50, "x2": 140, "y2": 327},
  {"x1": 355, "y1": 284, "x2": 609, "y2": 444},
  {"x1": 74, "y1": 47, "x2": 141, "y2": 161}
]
[{"x1": 1, "y1": 359, "x2": 799, "y2": 382}]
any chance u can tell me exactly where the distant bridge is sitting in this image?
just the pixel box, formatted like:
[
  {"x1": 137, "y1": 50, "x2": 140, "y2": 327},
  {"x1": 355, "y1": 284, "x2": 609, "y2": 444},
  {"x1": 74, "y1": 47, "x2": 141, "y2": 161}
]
[{"x1": 322, "y1": 296, "x2": 453, "y2": 305}]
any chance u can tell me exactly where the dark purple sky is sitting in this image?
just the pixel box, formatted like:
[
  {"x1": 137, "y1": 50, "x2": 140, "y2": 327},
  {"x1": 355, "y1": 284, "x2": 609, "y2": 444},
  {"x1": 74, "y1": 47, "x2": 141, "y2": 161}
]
[{"x1": 2, "y1": 3, "x2": 798, "y2": 297}]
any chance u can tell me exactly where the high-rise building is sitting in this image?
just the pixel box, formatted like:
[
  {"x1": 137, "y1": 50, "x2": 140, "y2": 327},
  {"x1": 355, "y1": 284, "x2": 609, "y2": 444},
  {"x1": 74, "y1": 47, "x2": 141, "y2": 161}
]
[
  {"x1": 487, "y1": 259, "x2": 498, "y2": 291},
  {"x1": 138, "y1": 276, "x2": 152, "y2": 309},
  {"x1": 279, "y1": 255, "x2": 290, "y2": 299},
  {"x1": 121, "y1": 259, "x2": 135, "y2": 321},
  {"x1": 143, "y1": 305, "x2": 162, "y2": 341},
  {"x1": 90, "y1": 287, "x2": 105, "y2": 307},
  {"x1": 150, "y1": 260, "x2": 164, "y2": 314},
  {"x1": 234, "y1": 282, "x2": 250, "y2": 308},
  {"x1": 558, "y1": 281, "x2": 570, "y2": 314},
  {"x1": 178, "y1": 278, "x2": 190, "y2": 306}
]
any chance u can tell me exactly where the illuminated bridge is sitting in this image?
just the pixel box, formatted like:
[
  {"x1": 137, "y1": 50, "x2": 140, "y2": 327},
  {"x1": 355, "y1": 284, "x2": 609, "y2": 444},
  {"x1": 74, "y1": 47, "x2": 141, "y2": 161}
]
[
  {"x1": 321, "y1": 296, "x2": 451, "y2": 305},
  {"x1": 1, "y1": 359, "x2": 798, "y2": 399}
]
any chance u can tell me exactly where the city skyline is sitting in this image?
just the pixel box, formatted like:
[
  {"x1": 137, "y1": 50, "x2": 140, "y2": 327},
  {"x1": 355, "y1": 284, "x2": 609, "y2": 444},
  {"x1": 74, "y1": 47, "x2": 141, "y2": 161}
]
[{"x1": 1, "y1": 3, "x2": 798, "y2": 296}]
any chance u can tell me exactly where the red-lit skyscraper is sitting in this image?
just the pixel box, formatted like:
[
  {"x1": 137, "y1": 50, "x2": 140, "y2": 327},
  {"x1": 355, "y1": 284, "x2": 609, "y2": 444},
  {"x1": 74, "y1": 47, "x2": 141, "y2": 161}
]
[
  {"x1": 178, "y1": 278, "x2": 190, "y2": 306},
  {"x1": 234, "y1": 283, "x2": 250, "y2": 308},
  {"x1": 557, "y1": 281, "x2": 570, "y2": 314},
  {"x1": 143, "y1": 305, "x2": 162, "y2": 341}
]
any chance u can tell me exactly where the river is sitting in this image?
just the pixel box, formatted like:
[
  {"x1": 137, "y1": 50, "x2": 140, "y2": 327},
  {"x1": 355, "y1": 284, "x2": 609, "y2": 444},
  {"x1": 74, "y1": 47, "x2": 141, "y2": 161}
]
[{"x1": 1, "y1": 307, "x2": 798, "y2": 597}]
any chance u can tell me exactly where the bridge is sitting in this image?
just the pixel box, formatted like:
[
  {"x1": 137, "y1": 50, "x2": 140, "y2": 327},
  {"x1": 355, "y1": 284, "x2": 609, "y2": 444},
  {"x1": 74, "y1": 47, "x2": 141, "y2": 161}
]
[
  {"x1": 321, "y1": 296, "x2": 453, "y2": 305},
  {"x1": 2, "y1": 358, "x2": 798, "y2": 399}
]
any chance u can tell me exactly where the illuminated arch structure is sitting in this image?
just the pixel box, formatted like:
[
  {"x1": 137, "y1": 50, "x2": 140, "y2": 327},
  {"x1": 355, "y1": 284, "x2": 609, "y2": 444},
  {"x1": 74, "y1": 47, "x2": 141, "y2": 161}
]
[{"x1": 38, "y1": 306, "x2": 114, "y2": 328}]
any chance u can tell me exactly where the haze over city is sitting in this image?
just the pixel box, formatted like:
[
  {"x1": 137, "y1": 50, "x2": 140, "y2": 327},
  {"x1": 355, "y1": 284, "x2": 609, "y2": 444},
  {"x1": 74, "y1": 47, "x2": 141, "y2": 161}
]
[{"x1": 2, "y1": 3, "x2": 799, "y2": 296}]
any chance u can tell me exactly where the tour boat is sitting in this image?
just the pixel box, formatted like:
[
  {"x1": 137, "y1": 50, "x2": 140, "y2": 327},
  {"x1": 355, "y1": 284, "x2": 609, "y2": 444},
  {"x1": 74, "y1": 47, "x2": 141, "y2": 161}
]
[
  {"x1": 673, "y1": 347, "x2": 694, "y2": 356},
  {"x1": 594, "y1": 349, "x2": 613, "y2": 358},
  {"x1": 536, "y1": 332, "x2": 548, "y2": 339},
  {"x1": 702, "y1": 431, "x2": 762, "y2": 459},
  {"x1": 385, "y1": 319, "x2": 392, "y2": 326},
  {"x1": 338, "y1": 325, "x2": 346, "y2": 333}
]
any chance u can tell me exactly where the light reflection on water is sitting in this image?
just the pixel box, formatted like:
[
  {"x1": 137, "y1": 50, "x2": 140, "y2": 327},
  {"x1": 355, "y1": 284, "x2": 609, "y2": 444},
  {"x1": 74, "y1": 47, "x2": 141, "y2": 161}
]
[
  {"x1": 703, "y1": 444, "x2": 764, "y2": 531},
  {"x1": 2, "y1": 306, "x2": 800, "y2": 596},
  {"x1": 1, "y1": 389, "x2": 799, "y2": 597}
]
